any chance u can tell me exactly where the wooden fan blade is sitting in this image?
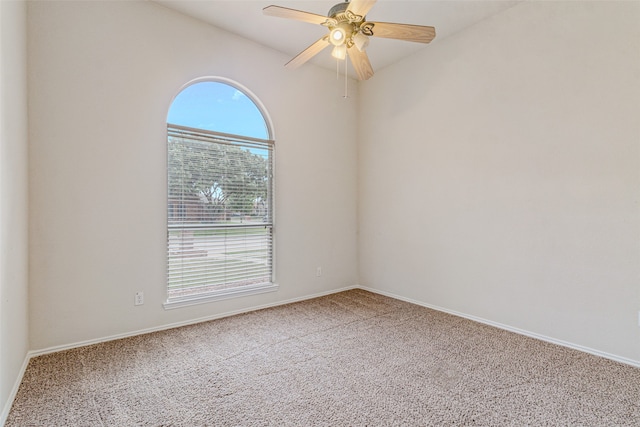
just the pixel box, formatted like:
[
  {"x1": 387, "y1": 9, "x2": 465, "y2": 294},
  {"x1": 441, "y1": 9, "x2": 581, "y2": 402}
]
[
  {"x1": 347, "y1": 0, "x2": 377, "y2": 18},
  {"x1": 368, "y1": 22, "x2": 436, "y2": 44},
  {"x1": 263, "y1": 5, "x2": 328, "y2": 25},
  {"x1": 348, "y1": 47, "x2": 374, "y2": 81},
  {"x1": 285, "y1": 37, "x2": 330, "y2": 69}
]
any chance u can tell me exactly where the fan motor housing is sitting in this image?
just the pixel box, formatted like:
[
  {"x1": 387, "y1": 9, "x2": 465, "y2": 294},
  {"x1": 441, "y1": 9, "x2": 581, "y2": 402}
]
[{"x1": 328, "y1": 2, "x2": 349, "y2": 19}]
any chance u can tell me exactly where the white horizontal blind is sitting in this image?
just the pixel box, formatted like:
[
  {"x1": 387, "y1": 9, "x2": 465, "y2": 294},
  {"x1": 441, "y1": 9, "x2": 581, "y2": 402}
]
[{"x1": 167, "y1": 124, "x2": 273, "y2": 301}]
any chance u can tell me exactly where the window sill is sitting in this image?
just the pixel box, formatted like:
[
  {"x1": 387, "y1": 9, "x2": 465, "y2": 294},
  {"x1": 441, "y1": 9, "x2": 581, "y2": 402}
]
[{"x1": 163, "y1": 282, "x2": 279, "y2": 310}]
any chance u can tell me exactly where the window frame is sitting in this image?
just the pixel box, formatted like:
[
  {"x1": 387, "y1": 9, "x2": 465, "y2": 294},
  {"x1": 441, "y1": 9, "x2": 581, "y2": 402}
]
[{"x1": 163, "y1": 78, "x2": 277, "y2": 310}]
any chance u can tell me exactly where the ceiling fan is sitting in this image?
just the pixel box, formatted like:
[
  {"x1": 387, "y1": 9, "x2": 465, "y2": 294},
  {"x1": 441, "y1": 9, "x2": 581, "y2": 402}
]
[{"x1": 263, "y1": 0, "x2": 436, "y2": 81}]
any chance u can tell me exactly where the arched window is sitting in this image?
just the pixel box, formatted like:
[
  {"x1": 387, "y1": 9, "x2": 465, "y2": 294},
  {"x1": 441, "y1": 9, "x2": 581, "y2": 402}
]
[{"x1": 165, "y1": 79, "x2": 276, "y2": 308}]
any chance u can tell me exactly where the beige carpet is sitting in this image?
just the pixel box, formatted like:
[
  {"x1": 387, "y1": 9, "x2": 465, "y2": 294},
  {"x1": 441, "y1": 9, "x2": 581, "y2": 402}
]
[{"x1": 7, "y1": 289, "x2": 640, "y2": 426}]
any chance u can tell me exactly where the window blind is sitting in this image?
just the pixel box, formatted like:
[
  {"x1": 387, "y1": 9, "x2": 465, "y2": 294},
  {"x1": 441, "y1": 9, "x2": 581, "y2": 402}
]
[{"x1": 167, "y1": 124, "x2": 273, "y2": 301}]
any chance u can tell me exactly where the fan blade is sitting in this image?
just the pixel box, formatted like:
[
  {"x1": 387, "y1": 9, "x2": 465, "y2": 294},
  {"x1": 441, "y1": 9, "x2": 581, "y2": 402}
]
[
  {"x1": 347, "y1": 0, "x2": 377, "y2": 18},
  {"x1": 368, "y1": 22, "x2": 436, "y2": 44},
  {"x1": 285, "y1": 37, "x2": 330, "y2": 69},
  {"x1": 348, "y1": 47, "x2": 374, "y2": 81},
  {"x1": 263, "y1": 5, "x2": 328, "y2": 25}
]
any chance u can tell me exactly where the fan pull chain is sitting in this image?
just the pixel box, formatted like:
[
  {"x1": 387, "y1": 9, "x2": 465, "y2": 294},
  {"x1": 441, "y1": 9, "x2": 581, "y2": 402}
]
[{"x1": 343, "y1": 55, "x2": 348, "y2": 99}]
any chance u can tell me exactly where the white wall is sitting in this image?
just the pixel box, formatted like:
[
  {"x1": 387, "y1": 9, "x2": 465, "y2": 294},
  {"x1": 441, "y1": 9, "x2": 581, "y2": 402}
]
[
  {"x1": 0, "y1": 0, "x2": 30, "y2": 420},
  {"x1": 28, "y1": 0, "x2": 358, "y2": 350},
  {"x1": 359, "y1": 1, "x2": 640, "y2": 362}
]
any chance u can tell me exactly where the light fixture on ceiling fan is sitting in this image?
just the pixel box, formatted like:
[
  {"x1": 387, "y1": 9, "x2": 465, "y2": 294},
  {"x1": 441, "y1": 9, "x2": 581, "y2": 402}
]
[{"x1": 263, "y1": 0, "x2": 436, "y2": 81}]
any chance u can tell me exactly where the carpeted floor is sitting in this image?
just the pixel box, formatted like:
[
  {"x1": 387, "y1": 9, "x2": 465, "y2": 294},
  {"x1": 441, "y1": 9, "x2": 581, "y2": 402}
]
[{"x1": 6, "y1": 289, "x2": 640, "y2": 426}]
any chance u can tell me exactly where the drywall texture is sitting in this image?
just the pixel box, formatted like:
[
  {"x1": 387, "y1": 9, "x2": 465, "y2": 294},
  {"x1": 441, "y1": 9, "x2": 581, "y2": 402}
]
[
  {"x1": 28, "y1": 0, "x2": 358, "y2": 350},
  {"x1": 358, "y1": 1, "x2": 640, "y2": 362},
  {"x1": 0, "y1": 0, "x2": 30, "y2": 420}
]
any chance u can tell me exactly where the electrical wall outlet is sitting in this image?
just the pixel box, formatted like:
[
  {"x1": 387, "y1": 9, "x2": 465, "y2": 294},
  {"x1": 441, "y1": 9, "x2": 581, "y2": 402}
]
[
  {"x1": 135, "y1": 291, "x2": 144, "y2": 306},
  {"x1": 316, "y1": 267, "x2": 322, "y2": 277}
]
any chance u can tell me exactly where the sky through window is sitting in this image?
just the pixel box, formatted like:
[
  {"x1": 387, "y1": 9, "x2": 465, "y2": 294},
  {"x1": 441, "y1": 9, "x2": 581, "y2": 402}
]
[{"x1": 168, "y1": 81, "x2": 268, "y2": 139}]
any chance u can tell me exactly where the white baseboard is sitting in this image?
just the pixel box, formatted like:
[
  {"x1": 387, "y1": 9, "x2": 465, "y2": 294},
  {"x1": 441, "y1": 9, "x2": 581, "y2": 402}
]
[
  {"x1": 24, "y1": 283, "x2": 640, "y2": 367},
  {"x1": 0, "y1": 353, "x2": 30, "y2": 427},
  {"x1": 30, "y1": 285, "x2": 359, "y2": 358},
  {"x1": 359, "y1": 285, "x2": 640, "y2": 369}
]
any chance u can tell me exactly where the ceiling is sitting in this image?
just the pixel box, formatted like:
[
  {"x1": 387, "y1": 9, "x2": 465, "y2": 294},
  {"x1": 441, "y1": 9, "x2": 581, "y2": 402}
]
[{"x1": 153, "y1": 0, "x2": 519, "y2": 79}]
